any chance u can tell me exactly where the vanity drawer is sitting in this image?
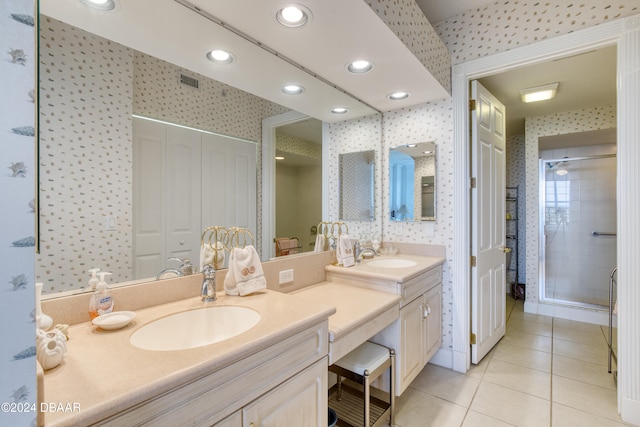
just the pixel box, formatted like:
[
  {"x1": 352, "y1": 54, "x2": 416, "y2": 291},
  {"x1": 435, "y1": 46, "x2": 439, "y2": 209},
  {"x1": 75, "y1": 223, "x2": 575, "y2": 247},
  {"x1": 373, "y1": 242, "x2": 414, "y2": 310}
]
[{"x1": 401, "y1": 266, "x2": 442, "y2": 306}]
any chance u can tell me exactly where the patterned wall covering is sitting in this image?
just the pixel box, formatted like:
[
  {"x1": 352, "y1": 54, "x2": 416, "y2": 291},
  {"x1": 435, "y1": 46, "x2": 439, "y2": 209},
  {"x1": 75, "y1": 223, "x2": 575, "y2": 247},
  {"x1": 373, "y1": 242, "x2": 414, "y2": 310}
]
[
  {"x1": 433, "y1": 0, "x2": 639, "y2": 64},
  {"x1": 524, "y1": 104, "x2": 617, "y2": 303},
  {"x1": 1, "y1": 0, "x2": 36, "y2": 425},
  {"x1": 506, "y1": 134, "x2": 527, "y2": 285},
  {"x1": 366, "y1": 0, "x2": 451, "y2": 93},
  {"x1": 36, "y1": 17, "x2": 288, "y2": 294},
  {"x1": 339, "y1": 150, "x2": 376, "y2": 221},
  {"x1": 276, "y1": 131, "x2": 321, "y2": 159}
]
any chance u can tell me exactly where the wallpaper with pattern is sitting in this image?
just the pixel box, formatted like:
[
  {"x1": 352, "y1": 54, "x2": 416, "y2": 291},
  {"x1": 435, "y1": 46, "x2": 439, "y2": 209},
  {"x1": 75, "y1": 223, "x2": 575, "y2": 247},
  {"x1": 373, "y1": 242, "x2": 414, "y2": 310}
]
[
  {"x1": 366, "y1": 0, "x2": 451, "y2": 93},
  {"x1": 276, "y1": 131, "x2": 321, "y2": 159},
  {"x1": 433, "y1": 0, "x2": 639, "y2": 64},
  {"x1": 524, "y1": 104, "x2": 617, "y2": 303},
  {"x1": 506, "y1": 134, "x2": 527, "y2": 286},
  {"x1": 36, "y1": 17, "x2": 288, "y2": 294},
  {"x1": 1, "y1": 0, "x2": 37, "y2": 425}
]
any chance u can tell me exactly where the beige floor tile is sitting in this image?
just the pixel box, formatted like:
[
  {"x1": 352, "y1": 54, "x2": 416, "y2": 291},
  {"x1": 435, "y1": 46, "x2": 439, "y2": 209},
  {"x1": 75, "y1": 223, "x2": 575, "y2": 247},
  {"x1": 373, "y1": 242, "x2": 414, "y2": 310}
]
[
  {"x1": 553, "y1": 338, "x2": 609, "y2": 366},
  {"x1": 508, "y1": 310, "x2": 553, "y2": 325},
  {"x1": 553, "y1": 325, "x2": 608, "y2": 347},
  {"x1": 409, "y1": 363, "x2": 481, "y2": 407},
  {"x1": 492, "y1": 342, "x2": 551, "y2": 373},
  {"x1": 462, "y1": 410, "x2": 515, "y2": 427},
  {"x1": 482, "y1": 359, "x2": 551, "y2": 399},
  {"x1": 507, "y1": 318, "x2": 553, "y2": 337},
  {"x1": 552, "y1": 375, "x2": 619, "y2": 422},
  {"x1": 393, "y1": 387, "x2": 467, "y2": 427},
  {"x1": 501, "y1": 331, "x2": 552, "y2": 353},
  {"x1": 553, "y1": 354, "x2": 616, "y2": 390},
  {"x1": 554, "y1": 317, "x2": 603, "y2": 334},
  {"x1": 467, "y1": 347, "x2": 495, "y2": 380},
  {"x1": 552, "y1": 403, "x2": 630, "y2": 427},
  {"x1": 470, "y1": 382, "x2": 550, "y2": 427}
]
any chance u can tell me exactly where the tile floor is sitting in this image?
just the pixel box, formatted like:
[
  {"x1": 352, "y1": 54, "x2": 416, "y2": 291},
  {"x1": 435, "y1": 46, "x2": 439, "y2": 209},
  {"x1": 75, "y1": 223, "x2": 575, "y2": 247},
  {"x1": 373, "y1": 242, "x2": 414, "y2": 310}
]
[{"x1": 391, "y1": 297, "x2": 628, "y2": 427}]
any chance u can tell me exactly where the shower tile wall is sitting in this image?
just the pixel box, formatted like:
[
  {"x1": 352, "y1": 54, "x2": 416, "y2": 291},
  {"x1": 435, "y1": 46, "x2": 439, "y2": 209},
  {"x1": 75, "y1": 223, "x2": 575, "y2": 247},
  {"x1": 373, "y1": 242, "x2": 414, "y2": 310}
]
[{"x1": 1, "y1": 1, "x2": 36, "y2": 425}]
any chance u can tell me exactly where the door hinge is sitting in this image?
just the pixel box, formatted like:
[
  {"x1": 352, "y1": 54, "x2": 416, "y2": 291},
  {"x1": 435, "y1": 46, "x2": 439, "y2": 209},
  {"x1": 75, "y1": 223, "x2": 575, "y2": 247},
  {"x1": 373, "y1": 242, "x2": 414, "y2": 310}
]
[
  {"x1": 469, "y1": 99, "x2": 476, "y2": 111},
  {"x1": 470, "y1": 333, "x2": 477, "y2": 345},
  {"x1": 471, "y1": 256, "x2": 477, "y2": 267},
  {"x1": 470, "y1": 177, "x2": 476, "y2": 189}
]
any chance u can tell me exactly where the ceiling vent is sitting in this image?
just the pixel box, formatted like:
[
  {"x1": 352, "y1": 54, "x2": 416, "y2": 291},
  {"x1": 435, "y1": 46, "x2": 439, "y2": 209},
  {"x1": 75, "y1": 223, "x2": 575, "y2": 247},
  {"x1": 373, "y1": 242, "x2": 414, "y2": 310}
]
[{"x1": 179, "y1": 73, "x2": 199, "y2": 89}]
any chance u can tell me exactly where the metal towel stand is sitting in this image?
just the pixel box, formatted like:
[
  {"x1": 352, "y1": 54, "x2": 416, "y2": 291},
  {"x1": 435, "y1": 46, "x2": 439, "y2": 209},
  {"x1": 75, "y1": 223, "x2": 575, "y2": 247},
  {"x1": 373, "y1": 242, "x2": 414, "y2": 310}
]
[{"x1": 608, "y1": 266, "x2": 617, "y2": 384}]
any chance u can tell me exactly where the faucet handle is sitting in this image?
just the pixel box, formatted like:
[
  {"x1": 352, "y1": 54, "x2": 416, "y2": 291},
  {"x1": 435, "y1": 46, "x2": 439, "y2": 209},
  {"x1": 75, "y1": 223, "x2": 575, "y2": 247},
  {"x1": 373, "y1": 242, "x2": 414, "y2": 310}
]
[
  {"x1": 168, "y1": 257, "x2": 194, "y2": 276},
  {"x1": 202, "y1": 263, "x2": 216, "y2": 279}
]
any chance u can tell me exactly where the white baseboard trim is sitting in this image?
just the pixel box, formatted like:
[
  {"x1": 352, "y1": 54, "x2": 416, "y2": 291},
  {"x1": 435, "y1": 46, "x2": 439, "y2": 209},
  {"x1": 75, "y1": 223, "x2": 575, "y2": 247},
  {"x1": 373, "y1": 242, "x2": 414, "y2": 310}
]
[
  {"x1": 622, "y1": 397, "x2": 640, "y2": 426},
  {"x1": 428, "y1": 348, "x2": 453, "y2": 370},
  {"x1": 524, "y1": 301, "x2": 613, "y2": 326}
]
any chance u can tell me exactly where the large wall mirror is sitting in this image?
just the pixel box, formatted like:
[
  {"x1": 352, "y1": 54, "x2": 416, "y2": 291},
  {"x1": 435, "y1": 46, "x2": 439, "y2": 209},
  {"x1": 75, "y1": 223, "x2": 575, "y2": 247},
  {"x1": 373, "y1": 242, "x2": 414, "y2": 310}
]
[
  {"x1": 389, "y1": 142, "x2": 436, "y2": 222},
  {"x1": 339, "y1": 150, "x2": 376, "y2": 221}
]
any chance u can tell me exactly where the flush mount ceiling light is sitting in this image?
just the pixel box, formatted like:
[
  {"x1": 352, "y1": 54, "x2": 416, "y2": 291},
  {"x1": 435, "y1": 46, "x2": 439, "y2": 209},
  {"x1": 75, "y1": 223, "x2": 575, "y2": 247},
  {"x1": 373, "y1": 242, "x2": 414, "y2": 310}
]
[
  {"x1": 520, "y1": 83, "x2": 559, "y2": 103},
  {"x1": 276, "y1": 5, "x2": 311, "y2": 28},
  {"x1": 330, "y1": 107, "x2": 349, "y2": 114},
  {"x1": 388, "y1": 91, "x2": 410, "y2": 101},
  {"x1": 275, "y1": 156, "x2": 285, "y2": 160},
  {"x1": 282, "y1": 84, "x2": 304, "y2": 95},
  {"x1": 79, "y1": 0, "x2": 116, "y2": 11},
  {"x1": 206, "y1": 49, "x2": 234, "y2": 64},
  {"x1": 347, "y1": 60, "x2": 374, "y2": 74}
]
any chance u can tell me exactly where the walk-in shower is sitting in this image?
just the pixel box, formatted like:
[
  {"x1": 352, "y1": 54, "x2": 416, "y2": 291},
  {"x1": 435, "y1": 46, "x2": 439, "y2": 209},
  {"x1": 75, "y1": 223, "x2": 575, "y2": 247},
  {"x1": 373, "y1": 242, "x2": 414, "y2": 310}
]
[{"x1": 539, "y1": 154, "x2": 617, "y2": 308}]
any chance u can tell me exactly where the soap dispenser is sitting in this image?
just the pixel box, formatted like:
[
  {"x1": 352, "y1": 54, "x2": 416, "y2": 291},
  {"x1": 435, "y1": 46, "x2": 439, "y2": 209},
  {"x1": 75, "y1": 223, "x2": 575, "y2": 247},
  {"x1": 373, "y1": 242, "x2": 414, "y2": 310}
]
[
  {"x1": 88, "y1": 268, "x2": 100, "y2": 291},
  {"x1": 89, "y1": 272, "x2": 114, "y2": 320}
]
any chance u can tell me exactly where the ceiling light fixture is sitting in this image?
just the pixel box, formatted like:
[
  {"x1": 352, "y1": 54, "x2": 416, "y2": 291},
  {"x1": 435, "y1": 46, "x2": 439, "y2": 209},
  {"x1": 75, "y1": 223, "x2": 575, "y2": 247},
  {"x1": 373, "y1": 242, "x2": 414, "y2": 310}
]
[
  {"x1": 330, "y1": 107, "x2": 349, "y2": 114},
  {"x1": 275, "y1": 156, "x2": 285, "y2": 160},
  {"x1": 520, "y1": 83, "x2": 559, "y2": 103},
  {"x1": 276, "y1": 5, "x2": 311, "y2": 28},
  {"x1": 388, "y1": 92, "x2": 409, "y2": 100},
  {"x1": 79, "y1": 0, "x2": 116, "y2": 11},
  {"x1": 282, "y1": 84, "x2": 304, "y2": 95},
  {"x1": 347, "y1": 60, "x2": 373, "y2": 74},
  {"x1": 206, "y1": 49, "x2": 234, "y2": 64}
]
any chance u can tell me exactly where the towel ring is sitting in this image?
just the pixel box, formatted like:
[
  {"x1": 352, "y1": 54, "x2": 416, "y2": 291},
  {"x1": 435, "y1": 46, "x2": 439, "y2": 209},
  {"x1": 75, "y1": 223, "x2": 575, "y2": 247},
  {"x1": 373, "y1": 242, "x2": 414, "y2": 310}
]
[{"x1": 229, "y1": 227, "x2": 254, "y2": 249}]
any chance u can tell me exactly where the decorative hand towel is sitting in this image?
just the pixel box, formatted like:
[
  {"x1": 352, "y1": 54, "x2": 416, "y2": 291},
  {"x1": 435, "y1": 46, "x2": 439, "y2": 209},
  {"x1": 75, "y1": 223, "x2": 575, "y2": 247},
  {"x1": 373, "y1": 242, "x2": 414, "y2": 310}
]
[
  {"x1": 200, "y1": 241, "x2": 226, "y2": 270},
  {"x1": 337, "y1": 235, "x2": 355, "y2": 267},
  {"x1": 314, "y1": 233, "x2": 328, "y2": 253},
  {"x1": 224, "y1": 245, "x2": 267, "y2": 296}
]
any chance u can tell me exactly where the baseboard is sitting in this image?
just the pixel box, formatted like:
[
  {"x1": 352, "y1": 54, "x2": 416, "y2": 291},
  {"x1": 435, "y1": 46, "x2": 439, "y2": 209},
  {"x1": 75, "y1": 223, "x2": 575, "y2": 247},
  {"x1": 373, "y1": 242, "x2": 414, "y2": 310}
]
[
  {"x1": 525, "y1": 300, "x2": 613, "y2": 326},
  {"x1": 428, "y1": 348, "x2": 453, "y2": 370},
  {"x1": 622, "y1": 397, "x2": 640, "y2": 426}
]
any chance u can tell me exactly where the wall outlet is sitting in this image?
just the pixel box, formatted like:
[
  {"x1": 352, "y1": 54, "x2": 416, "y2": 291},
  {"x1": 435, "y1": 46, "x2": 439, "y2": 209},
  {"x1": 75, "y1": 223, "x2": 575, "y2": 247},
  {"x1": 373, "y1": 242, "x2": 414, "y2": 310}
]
[
  {"x1": 279, "y1": 269, "x2": 294, "y2": 284},
  {"x1": 105, "y1": 215, "x2": 117, "y2": 231}
]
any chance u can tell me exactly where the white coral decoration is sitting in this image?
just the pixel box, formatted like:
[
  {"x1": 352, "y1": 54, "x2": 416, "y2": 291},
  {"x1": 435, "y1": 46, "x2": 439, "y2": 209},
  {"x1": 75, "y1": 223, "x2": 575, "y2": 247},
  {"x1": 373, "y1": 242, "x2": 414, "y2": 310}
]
[{"x1": 36, "y1": 328, "x2": 67, "y2": 370}]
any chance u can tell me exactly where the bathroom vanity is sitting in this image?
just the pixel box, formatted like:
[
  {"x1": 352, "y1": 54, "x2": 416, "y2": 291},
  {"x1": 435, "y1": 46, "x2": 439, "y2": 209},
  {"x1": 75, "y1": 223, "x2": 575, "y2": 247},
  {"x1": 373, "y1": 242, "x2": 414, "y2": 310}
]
[
  {"x1": 41, "y1": 291, "x2": 335, "y2": 426},
  {"x1": 325, "y1": 254, "x2": 444, "y2": 395}
]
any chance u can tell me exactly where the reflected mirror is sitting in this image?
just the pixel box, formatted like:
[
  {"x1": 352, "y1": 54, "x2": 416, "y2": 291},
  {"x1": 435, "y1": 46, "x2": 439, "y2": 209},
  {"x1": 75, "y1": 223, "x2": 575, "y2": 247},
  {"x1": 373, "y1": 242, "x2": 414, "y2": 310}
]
[
  {"x1": 389, "y1": 142, "x2": 436, "y2": 221},
  {"x1": 339, "y1": 150, "x2": 375, "y2": 221}
]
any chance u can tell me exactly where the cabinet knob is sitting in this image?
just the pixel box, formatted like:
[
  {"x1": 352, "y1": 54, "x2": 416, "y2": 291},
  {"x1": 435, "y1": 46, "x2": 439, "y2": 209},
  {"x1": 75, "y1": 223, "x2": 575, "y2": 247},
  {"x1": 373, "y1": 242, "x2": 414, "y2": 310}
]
[
  {"x1": 250, "y1": 423, "x2": 255, "y2": 427},
  {"x1": 179, "y1": 240, "x2": 185, "y2": 246}
]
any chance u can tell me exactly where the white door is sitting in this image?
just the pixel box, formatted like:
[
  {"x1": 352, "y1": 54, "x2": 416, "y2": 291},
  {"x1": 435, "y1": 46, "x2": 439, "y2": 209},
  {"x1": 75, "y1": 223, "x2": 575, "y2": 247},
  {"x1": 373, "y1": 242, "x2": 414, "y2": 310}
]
[{"x1": 471, "y1": 80, "x2": 507, "y2": 364}]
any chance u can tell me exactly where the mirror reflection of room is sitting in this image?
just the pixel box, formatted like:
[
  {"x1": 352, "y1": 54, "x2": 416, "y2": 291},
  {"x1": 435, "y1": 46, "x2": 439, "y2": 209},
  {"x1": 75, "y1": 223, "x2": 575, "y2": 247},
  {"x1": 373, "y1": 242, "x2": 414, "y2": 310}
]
[{"x1": 389, "y1": 142, "x2": 436, "y2": 222}]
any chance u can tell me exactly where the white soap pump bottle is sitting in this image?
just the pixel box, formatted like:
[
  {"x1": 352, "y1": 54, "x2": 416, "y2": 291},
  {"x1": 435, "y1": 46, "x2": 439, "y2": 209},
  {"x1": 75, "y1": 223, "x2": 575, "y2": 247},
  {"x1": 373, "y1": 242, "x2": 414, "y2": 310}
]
[
  {"x1": 88, "y1": 268, "x2": 101, "y2": 291},
  {"x1": 89, "y1": 272, "x2": 114, "y2": 320}
]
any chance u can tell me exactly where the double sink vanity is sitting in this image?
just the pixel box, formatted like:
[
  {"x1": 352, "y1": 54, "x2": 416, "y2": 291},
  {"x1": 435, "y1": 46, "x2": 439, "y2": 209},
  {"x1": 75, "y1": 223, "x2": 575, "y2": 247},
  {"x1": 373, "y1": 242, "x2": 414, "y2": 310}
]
[{"x1": 40, "y1": 252, "x2": 444, "y2": 426}]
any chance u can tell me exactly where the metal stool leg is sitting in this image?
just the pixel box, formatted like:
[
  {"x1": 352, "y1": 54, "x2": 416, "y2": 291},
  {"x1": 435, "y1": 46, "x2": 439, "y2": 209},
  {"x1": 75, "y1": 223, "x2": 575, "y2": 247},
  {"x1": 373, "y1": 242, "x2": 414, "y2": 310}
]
[
  {"x1": 336, "y1": 373, "x2": 343, "y2": 401},
  {"x1": 389, "y1": 349, "x2": 395, "y2": 426},
  {"x1": 364, "y1": 369, "x2": 370, "y2": 427}
]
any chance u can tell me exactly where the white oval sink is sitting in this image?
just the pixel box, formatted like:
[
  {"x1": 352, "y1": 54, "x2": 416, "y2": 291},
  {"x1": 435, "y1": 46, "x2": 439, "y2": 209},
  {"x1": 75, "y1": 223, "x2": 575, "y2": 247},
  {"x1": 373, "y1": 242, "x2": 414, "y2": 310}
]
[
  {"x1": 366, "y1": 258, "x2": 418, "y2": 268},
  {"x1": 130, "y1": 306, "x2": 261, "y2": 351}
]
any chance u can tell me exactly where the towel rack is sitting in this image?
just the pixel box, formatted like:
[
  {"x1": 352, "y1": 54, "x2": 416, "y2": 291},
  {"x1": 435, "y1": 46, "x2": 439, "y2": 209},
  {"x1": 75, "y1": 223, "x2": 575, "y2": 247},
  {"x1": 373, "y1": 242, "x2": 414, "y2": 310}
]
[{"x1": 200, "y1": 226, "x2": 254, "y2": 269}]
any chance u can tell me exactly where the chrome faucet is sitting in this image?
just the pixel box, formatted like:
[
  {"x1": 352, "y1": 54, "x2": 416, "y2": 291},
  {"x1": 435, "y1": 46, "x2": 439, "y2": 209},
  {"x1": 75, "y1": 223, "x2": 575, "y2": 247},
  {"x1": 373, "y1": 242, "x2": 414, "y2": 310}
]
[
  {"x1": 156, "y1": 257, "x2": 195, "y2": 280},
  {"x1": 201, "y1": 264, "x2": 217, "y2": 302},
  {"x1": 359, "y1": 247, "x2": 377, "y2": 260}
]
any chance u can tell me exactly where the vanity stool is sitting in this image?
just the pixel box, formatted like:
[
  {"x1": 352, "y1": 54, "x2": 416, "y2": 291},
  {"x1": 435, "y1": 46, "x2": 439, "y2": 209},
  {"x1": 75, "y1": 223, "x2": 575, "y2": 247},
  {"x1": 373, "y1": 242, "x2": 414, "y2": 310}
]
[{"x1": 329, "y1": 341, "x2": 395, "y2": 427}]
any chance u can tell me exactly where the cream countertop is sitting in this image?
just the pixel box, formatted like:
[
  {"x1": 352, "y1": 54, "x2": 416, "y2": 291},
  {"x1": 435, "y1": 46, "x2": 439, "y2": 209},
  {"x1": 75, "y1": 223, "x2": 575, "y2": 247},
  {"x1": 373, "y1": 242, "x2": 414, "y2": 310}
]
[
  {"x1": 326, "y1": 254, "x2": 445, "y2": 283},
  {"x1": 42, "y1": 289, "x2": 335, "y2": 426}
]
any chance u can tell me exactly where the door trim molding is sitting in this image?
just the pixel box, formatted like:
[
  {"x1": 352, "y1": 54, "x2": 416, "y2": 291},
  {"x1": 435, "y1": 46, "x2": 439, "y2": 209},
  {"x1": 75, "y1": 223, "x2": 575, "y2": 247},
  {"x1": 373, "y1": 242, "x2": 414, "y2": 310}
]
[{"x1": 452, "y1": 13, "x2": 640, "y2": 424}]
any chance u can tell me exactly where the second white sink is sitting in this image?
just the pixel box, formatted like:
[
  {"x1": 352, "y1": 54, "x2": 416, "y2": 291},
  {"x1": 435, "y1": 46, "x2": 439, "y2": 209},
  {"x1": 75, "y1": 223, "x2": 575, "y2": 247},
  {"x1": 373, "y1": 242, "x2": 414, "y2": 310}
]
[
  {"x1": 130, "y1": 306, "x2": 261, "y2": 351},
  {"x1": 366, "y1": 258, "x2": 418, "y2": 268}
]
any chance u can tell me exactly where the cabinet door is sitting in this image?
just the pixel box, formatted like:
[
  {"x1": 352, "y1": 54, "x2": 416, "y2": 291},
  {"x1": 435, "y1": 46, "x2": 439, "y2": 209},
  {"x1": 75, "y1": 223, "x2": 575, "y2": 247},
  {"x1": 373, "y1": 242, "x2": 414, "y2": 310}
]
[
  {"x1": 424, "y1": 284, "x2": 443, "y2": 363},
  {"x1": 400, "y1": 296, "x2": 425, "y2": 390},
  {"x1": 243, "y1": 358, "x2": 327, "y2": 427},
  {"x1": 215, "y1": 411, "x2": 242, "y2": 427}
]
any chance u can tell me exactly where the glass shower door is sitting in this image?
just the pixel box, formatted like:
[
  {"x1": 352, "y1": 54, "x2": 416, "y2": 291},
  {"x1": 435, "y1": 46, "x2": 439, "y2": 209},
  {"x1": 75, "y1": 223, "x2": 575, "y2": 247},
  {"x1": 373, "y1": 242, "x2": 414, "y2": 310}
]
[{"x1": 540, "y1": 155, "x2": 616, "y2": 308}]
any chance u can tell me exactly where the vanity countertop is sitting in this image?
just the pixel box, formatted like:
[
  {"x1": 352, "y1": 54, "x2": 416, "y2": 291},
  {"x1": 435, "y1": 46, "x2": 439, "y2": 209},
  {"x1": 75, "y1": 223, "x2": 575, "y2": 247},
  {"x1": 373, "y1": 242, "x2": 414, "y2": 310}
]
[
  {"x1": 325, "y1": 254, "x2": 445, "y2": 283},
  {"x1": 42, "y1": 289, "x2": 335, "y2": 427}
]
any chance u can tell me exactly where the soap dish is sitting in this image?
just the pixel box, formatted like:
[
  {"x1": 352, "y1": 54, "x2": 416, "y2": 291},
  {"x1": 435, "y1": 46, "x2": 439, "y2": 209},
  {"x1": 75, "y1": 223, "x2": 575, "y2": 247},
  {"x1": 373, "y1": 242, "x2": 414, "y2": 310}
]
[{"x1": 92, "y1": 311, "x2": 136, "y2": 330}]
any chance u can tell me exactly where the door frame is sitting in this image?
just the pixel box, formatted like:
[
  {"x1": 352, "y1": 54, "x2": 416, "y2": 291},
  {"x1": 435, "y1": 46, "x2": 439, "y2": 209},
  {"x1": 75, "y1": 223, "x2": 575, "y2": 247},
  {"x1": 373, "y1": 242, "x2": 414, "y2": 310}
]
[{"x1": 451, "y1": 13, "x2": 640, "y2": 423}]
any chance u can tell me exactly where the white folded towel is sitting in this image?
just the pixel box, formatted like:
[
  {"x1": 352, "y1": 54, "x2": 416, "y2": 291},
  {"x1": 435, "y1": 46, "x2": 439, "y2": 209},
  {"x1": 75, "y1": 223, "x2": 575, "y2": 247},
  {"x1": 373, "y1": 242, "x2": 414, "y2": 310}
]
[
  {"x1": 337, "y1": 235, "x2": 355, "y2": 267},
  {"x1": 314, "y1": 233, "x2": 328, "y2": 253},
  {"x1": 200, "y1": 241, "x2": 226, "y2": 270},
  {"x1": 224, "y1": 245, "x2": 267, "y2": 296}
]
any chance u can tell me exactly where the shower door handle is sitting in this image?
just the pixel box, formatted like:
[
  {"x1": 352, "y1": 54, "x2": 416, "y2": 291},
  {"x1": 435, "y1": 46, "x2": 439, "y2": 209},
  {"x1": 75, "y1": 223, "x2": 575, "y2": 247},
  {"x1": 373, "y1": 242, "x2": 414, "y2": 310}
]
[{"x1": 591, "y1": 231, "x2": 616, "y2": 236}]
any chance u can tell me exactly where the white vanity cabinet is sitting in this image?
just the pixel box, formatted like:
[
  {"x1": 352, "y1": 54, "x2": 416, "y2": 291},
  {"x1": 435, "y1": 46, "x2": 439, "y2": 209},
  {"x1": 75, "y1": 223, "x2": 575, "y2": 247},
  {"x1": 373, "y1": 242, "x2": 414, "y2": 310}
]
[{"x1": 370, "y1": 266, "x2": 443, "y2": 396}]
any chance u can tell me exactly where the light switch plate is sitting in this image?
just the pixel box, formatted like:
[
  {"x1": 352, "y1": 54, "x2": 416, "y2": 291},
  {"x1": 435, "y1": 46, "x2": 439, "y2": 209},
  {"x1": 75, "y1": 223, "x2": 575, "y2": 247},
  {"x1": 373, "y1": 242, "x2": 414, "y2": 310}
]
[{"x1": 279, "y1": 269, "x2": 294, "y2": 284}]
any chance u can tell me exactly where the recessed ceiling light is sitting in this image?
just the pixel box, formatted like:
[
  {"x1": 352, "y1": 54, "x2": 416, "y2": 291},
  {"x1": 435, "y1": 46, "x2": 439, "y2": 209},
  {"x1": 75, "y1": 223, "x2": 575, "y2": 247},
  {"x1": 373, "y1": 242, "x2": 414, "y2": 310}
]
[
  {"x1": 407, "y1": 144, "x2": 417, "y2": 148},
  {"x1": 423, "y1": 150, "x2": 433, "y2": 154},
  {"x1": 330, "y1": 107, "x2": 349, "y2": 114},
  {"x1": 520, "y1": 83, "x2": 559, "y2": 103},
  {"x1": 276, "y1": 156, "x2": 285, "y2": 160},
  {"x1": 282, "y1": 84, "x2": 304, "y2": 95},
  {"x1": 276, "y1": 5, "x2": 311, "y2": 28},
  {"x1": 79, "y1": 0, "x2": 116, "y2": 11},
  {"x1": 388, "y1": 92, "x2": 410, "y2": 100},
  {"x1": 347, "y1": 60, "x2": 373, "y2": 74},
  {"x1": 206, "y1": 49, "x2": 234, "y2": 64}
]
